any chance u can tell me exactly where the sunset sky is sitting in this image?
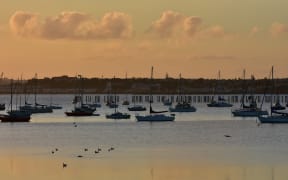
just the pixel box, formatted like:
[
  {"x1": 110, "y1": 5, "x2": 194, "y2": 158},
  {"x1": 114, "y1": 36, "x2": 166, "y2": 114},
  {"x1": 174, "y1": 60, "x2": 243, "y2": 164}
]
[{"x1": 0, "y1": 0, "x2": 288, "y2": 79}]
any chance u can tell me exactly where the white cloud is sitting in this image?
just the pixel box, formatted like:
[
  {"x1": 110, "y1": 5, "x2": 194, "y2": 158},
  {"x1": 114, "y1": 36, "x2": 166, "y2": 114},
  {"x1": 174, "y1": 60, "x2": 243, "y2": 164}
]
[
  {"x1": 9, "y1": 11, "x2": 133, "y2": 40},
  {"x1": 148, "y1": 10, "x2": 184, "y2": 38},
  {"x1": 148, "y1": 10, "x2": 231, "y2": 40},
  {"x1": 270, "y1": 22, "x2": 288, "y2": 37},
  {"x1": 250, "y1": 26, "x2": 260, "y2": 36}
]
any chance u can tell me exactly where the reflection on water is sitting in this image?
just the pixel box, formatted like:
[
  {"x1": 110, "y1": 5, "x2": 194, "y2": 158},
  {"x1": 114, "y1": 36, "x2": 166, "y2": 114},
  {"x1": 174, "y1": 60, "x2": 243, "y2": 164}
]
[{"x1": 0, "y1": 155, "x2": 287, "y2": 180}]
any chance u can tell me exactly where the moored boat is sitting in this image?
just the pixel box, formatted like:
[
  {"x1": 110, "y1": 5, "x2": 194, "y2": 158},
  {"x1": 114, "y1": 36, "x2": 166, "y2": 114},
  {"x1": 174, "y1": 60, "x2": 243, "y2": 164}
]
[
  {"x1": 258, "y1": 66, "x2": 288, "y2": 123},
  {"x1": 207, "y1": 71, "x2": 233, "y2": 108},
  {"x1": 0, "y1": 80, "x2": 31, "y2": 123},
  {"x1": 0, "y1": 103, "x2": 5, "y2": 111},
  {"x1": 231, "y1": 70, "x2": 268, "y2": 117},
  {"x1": 135, "y1": 67, "x2": 175, "y2": 122},
  {"x1": 128, "y1": 105, "x2": 146, "y2": 111},
  {"x1": 169, "y1": 102, "x2": 196, "y2": 112},
  {"x1": 106, "y1": 76, "x2": 131, "y2": 120},
  {"x1": 65, "y1": 75, "x2": 97, "y2": 117},
  {"x1": 106, "y1": 112, "x2": 131, "y2": 119}
]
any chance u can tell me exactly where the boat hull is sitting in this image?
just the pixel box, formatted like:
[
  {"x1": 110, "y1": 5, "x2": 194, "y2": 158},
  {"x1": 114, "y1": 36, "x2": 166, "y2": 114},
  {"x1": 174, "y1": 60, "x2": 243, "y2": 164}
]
[
  {"x1": 20, "y1": 106, "x2": 53, "y2": 113},
  {"x1": 232, "y1": 109, "x2": 268, "y2": 117},
  {"x1": 65, "y1": 112, "x2": 93, "y2": 116},
  {"x1": 136, "y1": 114, "x2": 175, "y2": 122},
  {"x1": 128, "y1": 106, "x2": 146, "y2": 111},
  {"x1": 106, "y1": 113, "x2": 131, "y2": 119},
  {"x1": 169, "y1": 107, "x2": 196, "y2": 112},
  {"x1": 258, "y1": 115, "x2": 288, "y2": 123},
  {"x1": 207, "y1": 102, "x2": 233, "y2": 107},
  {"x1": 0, "y1": 115, "x2": 30, "y2": 122}
]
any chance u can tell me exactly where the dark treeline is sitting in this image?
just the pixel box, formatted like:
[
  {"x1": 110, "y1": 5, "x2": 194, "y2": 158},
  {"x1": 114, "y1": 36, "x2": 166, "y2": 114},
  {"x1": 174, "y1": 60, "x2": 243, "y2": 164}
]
[{"x1": 0, "y1": 75, "x2": 288, "y2": 94}]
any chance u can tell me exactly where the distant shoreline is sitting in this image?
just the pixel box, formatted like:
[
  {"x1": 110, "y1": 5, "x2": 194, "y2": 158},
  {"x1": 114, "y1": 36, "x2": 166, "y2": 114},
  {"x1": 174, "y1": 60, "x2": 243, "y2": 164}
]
[{"x1": 0, "y1": 76, "x2": 287, "y2": 94}]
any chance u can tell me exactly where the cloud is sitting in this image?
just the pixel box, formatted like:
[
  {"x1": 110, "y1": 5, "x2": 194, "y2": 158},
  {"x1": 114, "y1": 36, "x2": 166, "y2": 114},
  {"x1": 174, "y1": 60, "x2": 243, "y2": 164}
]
[
  {"x1": 148, "y1": 10, "x2": 231, "y2": 40},
  {"x1": 183, "y1": 16, "x2": 202, "y2": 36},
  {"x1": 201, "y1": 25, "x2": 226, "y2": 38},
  {"x1": 270, "y1": 22, "x2": 288, "y2": 37},
  {"x1": 250, "y1": 26, "x2": 260, "y2": 36},
  {"x1": 9, "y1": 11, "x2": 41, "y2": 37},
  {"x1": 148, "y1": 10, "x2": 185, "y2": 38},
  {"x1": 9, "y1": 11, "x2": 133, "y2": 40}
]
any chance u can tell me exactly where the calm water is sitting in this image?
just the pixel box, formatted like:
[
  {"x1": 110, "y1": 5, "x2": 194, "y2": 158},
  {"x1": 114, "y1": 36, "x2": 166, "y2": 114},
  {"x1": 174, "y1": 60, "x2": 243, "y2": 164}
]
[{"x1": 0, "y1": 94, "x2": 288, "y2": 180}]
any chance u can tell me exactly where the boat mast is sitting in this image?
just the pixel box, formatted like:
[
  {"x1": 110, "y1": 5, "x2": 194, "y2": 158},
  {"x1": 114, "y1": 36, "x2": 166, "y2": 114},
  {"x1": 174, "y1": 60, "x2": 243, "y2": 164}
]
[
  {"x1": 241, "y1": 69, "x2": 246, "y2": 108},
  {"x1": 150, "y1": 66, "x2": 153, "y2": 114},
  {"x1": 125, "y1": 72, "x2": 128, "y2": 102},
  {"x1": 178, "y1": 73, "x2": 182, "y2": 103},
  {"x1": 19, "y1": 75, "x2": 23, "y2": 109},
  {"x1": 113, "y1": 75, "x2": 116, "y2": 113},
  {"x1": 271, "y1": 66, "x2": 274, "y2": 116},
  {"x1": 10, "y1": 80, "x2": 13, "y2": 112},
  {"x1": 218, "y1": 70, "x2": 221, "y2": 100},
  {"x1": 34, "y1": 73, "x2": 38, "y2": 105},
  {"x1": 79, "y1": 75, "x2": 84, "y2": 106}
]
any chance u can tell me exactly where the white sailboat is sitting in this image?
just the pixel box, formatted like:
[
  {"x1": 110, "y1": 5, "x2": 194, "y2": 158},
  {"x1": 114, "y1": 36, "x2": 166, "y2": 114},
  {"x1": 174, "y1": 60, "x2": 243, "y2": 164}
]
[
  {"x1": 258, "y1": 66, "x2": 288, "y2": 123},
  {"x1": 136, "y1": 67, "x2": 175, "y2": 122}
]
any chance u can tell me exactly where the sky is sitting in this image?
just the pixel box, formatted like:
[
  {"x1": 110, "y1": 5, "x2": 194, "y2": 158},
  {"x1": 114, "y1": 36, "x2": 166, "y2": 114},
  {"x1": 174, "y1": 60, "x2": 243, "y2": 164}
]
[{"x1": 0, "y1": 0, "x2": 288, "y2": 79}]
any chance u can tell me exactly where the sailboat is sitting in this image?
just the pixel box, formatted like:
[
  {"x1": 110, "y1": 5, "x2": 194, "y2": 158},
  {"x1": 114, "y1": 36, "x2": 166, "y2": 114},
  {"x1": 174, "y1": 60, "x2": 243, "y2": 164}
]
[
  {"x1": 0, "y1": 73, "x2": 5, "y2": 111},
  {"x1": 169, "y1": 74, "x2": 196, "y2": 112},
  {"x1": 0, "y1": 80, "x2": 31, "y2": 122},
  {"x1": 128, "y1": 94, "x2": 146, "y2": 111},
  {"x1": 163, "y1": 98, "x2": 172, "y2": 106},
  {"x1": 271, "y1": 96, "x2": 286, "y2": 110},
  {"x1": 0, "y1": 103, "x2": 5, "y2": 111},
  {"x1": 258, "y1": 66, "x2": 288, "y2": 123},
  {"x1": 271, "y1": 77, "x2": 285, "y2": 110},
  {"x1": 105, "y1": 81, "x2": 119, "y2": 108},
  {"x1": 128, "y1": 104, "x2": 146, "y2": 111},
  {"x1": 65, "y1": 75, "x2": 96, "y2": 116},
  {"x1": 20, "y1": 74, "x2": 53, "y2": 113},
  {"x1": 207, "y1": 71, "x2": 233, "y2": 107},
  {"x1": 136, "y1": 67, "x2": 175, "y2": 122},
  {"x1": 231, "y1": 70, "x2": 268, "y2": 117},
  {"x1": 106, "y1": 76, "x2": 130, "y2": 119}
]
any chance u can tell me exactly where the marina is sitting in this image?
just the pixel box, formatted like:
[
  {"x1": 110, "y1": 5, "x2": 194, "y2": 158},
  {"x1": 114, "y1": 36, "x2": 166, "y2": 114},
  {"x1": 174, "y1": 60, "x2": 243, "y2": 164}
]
[
  {"x1": 0, "y1": 94, "x2": 288, "y2": 179},
  {"x1": 0, "y1": 93, "x2": 287, "y2": 122}
]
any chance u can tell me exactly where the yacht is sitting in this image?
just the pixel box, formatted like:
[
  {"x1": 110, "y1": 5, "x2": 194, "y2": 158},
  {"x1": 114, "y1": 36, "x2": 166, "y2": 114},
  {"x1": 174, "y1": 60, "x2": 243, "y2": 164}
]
[
  {"x1": 135, "y1": 67, "x2": 175, "y2": 122},
  {"x1": 106, "y1": 76, "x2": 131, "y2": 119},
  {"x1": 169, "y1": 102, "x2": 196, "y2": 112},
  {"x1": 169, "y1": 74, "x2": 196, "y2": 113},
  {"x1": 258, "y1": 66, "x2": 288, "y2": 123},
  {"x1": 65, "y1": 75, "x2": 97, "y2": 116},
  {"x1": 106, "y1": 112, "x2": 131, "y2": 119},
  {"x1": 163, "y1": 99, "x2": 172, "y2": 106},
  {"x1": 0, "y1": 103, "x2": 5, "y2": 111},
  {"x1": 231, "y1": 70, "x2": 268, "y2": 117},
  {"x1": 0, "y1": 80, "x2": 31, "y2": 122},
  {"x1": 20, "y1": 74, "x2": 53, "y2": 113},
  {"x1": 207, "y1": 71, "x2": 233, "y2": 107},
  {"x1": 128, "y1": 105, "x2": 146, "y2": 111},
  {"x1": 207, "y1": 97, "x2": 233, "y2": 107}
]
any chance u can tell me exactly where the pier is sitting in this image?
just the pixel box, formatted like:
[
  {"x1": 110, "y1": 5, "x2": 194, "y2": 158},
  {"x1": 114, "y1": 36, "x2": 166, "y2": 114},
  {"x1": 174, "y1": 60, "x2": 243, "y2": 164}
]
[{"x1": 84, "y1": 94, "x2": 288, "y2": 104}]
